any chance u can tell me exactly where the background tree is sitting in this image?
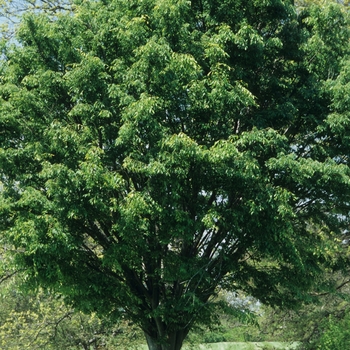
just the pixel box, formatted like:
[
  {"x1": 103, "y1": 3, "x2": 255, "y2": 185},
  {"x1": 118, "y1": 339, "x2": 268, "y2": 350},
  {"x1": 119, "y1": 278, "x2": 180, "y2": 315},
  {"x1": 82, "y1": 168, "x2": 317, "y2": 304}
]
[
  {"x1": 0, "y1": 0, "x2": 72, "y2": 38},
  {"x1": 0, "y1": 274, "x2": 145, "y2": 349},
  {"x1": 0, "y1": 0, "x2": 72, "y2": 18},
  {"x1": 259, "y1": 271, "x2": 350, "y2": 346},
  {"x1": 295, "y1": 0, "x2": 350, "y2": 9},
  {"x1": 1, "y1": 1, "x2": 350, "y2": 349}
]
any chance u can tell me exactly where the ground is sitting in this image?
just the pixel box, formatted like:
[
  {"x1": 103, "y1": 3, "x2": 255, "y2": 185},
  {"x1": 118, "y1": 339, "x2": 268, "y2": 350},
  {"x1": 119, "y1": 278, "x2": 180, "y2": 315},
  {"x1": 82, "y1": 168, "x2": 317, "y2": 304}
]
[{"x1": 137, "y1": 342, "x2": 300, "y2": 350}]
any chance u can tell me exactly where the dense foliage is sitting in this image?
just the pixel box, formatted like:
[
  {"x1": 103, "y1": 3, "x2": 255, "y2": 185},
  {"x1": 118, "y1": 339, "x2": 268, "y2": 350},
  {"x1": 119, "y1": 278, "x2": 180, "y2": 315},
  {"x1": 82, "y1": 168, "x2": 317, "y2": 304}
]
[
  {"x1": 1, "y1": 1, "x2": 350, "y2": 349},
  {"x1": 0, "y1": 276, "x2": 144, "y2": 349}
]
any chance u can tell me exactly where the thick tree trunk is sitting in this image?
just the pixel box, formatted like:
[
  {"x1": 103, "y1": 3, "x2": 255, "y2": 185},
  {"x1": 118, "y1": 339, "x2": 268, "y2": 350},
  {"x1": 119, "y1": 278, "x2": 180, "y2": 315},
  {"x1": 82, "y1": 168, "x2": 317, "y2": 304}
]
[
  {"x1": 145, "y1": 333, "x2": 163, "y2": 350},
  {"x1": 144, "y1": 329, "x2": 188, "y2": 350}
]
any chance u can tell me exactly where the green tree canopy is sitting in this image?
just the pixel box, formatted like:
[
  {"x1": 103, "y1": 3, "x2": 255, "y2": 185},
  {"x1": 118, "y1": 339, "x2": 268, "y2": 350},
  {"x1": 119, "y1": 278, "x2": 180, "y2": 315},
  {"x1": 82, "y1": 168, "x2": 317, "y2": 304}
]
[{"x1": 1, "y1": 1, "x2": 350, "y2": 349}]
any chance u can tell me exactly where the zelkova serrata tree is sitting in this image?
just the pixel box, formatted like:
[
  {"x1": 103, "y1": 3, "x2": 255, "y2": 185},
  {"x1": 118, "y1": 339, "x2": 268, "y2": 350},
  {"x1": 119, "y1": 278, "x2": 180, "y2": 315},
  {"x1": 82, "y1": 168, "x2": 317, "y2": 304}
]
[{"x1": 1, "y1": 1, "x2": 350, "y2": 349}]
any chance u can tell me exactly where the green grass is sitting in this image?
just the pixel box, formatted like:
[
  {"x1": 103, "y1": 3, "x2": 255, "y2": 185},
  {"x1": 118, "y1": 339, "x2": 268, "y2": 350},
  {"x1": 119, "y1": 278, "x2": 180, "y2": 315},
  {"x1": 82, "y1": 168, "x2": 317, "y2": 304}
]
[
  {"x1": 194, "y1": 343, "x2": 299, "y2": 350},
  {"x1": 138, "y1": 342, "x2": 300, "y2": 350}
]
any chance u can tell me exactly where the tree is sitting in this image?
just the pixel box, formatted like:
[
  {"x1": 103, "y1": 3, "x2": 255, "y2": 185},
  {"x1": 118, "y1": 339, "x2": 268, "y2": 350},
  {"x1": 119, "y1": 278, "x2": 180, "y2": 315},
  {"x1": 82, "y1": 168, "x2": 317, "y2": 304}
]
[
  {"x1": 314, "y1": 312, "x2": 350, "y2": 350},
  {"x1": 259, "y1": 270, "x2": 350, "y2": 346},
  {"x1": 295, "y1": 0, "x2": 350, "y2": 9},
  {"x1": 0, "y1": 0, "x2": 72, "y2": 38},
  {"x1": 0, "y1": 274, "x2": 144, "y2": 349},
  {"x1": 0, "y1": 0, "x2": 72, "y2": 18},
  {"x1": 1, "y1": 1, "x2": 350, "y2": 349}
]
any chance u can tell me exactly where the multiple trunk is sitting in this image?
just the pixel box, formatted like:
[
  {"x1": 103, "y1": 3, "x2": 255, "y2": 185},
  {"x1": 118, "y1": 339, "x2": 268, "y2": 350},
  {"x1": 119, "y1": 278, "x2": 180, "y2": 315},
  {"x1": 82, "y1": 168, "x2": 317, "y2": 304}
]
[{"x1": 144, "y1": 329, "x2": 189, "y2": 350}]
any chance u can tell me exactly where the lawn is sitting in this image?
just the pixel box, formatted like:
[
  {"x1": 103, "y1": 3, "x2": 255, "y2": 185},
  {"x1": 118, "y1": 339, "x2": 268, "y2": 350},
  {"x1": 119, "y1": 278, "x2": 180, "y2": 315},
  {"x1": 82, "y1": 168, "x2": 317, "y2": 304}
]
[{"x1": 138, "y1": 342, "x2": 300, "y2": 349}]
